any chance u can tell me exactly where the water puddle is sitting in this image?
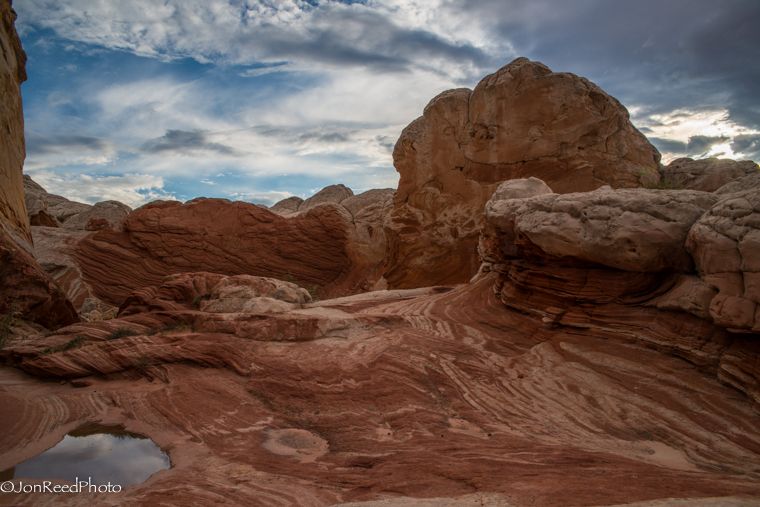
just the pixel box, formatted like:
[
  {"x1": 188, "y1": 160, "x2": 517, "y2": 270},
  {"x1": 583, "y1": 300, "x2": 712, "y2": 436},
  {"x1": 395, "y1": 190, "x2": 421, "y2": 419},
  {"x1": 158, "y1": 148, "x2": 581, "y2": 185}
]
[{"x1": 0, "y1": 423, "x2": 170, "y2": 487}]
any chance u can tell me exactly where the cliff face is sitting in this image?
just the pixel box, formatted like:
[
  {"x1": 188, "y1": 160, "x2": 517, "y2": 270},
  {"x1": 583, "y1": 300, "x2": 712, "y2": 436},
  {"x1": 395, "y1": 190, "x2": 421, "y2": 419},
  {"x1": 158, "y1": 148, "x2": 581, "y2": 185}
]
[
  {"x1": 0, "y1": 1, "x2": 78, "y2": 328},
  {"x1": 0, "y1": 0, "x2": 29, "y2": 247},
  {"x1": 384, "y1": 57, "x2": 661, "y2": 289}
]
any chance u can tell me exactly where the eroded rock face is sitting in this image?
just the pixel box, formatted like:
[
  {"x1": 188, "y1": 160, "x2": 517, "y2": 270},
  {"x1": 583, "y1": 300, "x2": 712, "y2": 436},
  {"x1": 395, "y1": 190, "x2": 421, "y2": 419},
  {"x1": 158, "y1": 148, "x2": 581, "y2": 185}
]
[
  {"x1": 269, "y1": 196, "x2": 303, "y2": 215},
  {"x1": 687, "y1": 188, "x2": 760, "y2": 333},
  {"x1": 384, "y1": 58, "x2": 661, "y2": 289},
  {"x1": 74, "y1": 198, "x2": 378, "y2": 306},
  {"x1": 24, "y1": 176, "x2": 131, "y2": 231},
  {"x1": 300, "y1": 183, "x2": 353, "y2": 212},
  {"x1": 0, "y1": 229, "x2": 78, "y2": 329},
  {"x1": 662, "y1": 158, "x2": 760, "y2": 192},
  {"x1": 482, "y1": 186, "x2": 716, "y2": 273},
  {"x1": 0, "y1": 0, "x2": 28, "y2": 246},
  {"x1": 0, "y1": 5, "x2": 79, "y2": 330},
  {"x1": 480, "y1": 177, "x2": 760, "y2": 404},
  {"x1": 1, "y1": 275, "x2": 759, "y2": 505}
]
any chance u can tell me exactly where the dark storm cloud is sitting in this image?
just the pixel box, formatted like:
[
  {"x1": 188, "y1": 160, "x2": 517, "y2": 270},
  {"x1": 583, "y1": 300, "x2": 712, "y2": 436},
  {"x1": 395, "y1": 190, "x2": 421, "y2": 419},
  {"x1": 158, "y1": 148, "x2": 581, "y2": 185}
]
[
  {"x1": 649, "y1": 137, "x2": 687, "y2": 154},
  {"x1": 687, "y1": 135, "x2": 729, "y2": 155},
  {"x1": 26, "y1": 134, "x2": 110, "y2": 155},
  {"x1": 731, "y1": 135, "x2": 760, "y2": 160},
  {"x1": 142, "y1": 130, "x2": 239, "y2": 155},
  {"x1": 444, "y1": 0, "x2": 760, "y2": 129},
  {"x1": 233, "y1": 5, "x2": 494, "y2": 76}
]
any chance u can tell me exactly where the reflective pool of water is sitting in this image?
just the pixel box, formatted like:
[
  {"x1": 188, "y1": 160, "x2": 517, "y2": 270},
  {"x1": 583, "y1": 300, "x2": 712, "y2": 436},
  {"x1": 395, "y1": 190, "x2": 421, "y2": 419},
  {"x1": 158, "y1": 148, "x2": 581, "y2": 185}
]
[{"x1": 0, "y1": 424, "x2": 170, "y2": 487}]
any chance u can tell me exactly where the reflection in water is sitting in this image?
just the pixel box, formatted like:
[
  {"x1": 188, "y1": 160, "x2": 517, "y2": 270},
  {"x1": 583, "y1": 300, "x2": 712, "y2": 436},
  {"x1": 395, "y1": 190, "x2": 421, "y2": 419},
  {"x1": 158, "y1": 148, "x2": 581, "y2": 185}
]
[{"x1": 0, "y1": 424, "x2": 170, "y2": 486}]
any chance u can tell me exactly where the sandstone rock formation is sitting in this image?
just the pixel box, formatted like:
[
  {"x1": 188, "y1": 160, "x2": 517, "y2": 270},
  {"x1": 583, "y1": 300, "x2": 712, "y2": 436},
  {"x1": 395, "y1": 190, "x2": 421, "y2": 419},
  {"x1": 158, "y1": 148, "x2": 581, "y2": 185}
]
[
  {"x1": 1, "y1": 271, "x2": 759, "y2": 505},
  {"x1": 269, "y1": 195, "x2": 303, "y2": 215},
  {"x1": 0, "y1": 0, "x2": 28, "y2": 246},
  {"x1": 271, "y1": 185, "x2": 395, "y2": 290},
  {"x1": 0, "y1": 229, "x2": 78, "y2": 329},
  {"x1": 73, "y1": 198, "x2": 378, "y2": 306},
  {"x1": 479, "y1": 177, "x2": 760, "y2": 405},
  {"x1": 662, "y1": 157, "x2": 759, "y2": 192},
  {"x1": 0, "y1": 2, "x2": 78, "y2": 330},
  {"x1": 687, "y1": 188, "x2": 760, "y2": 333},
  {"x1": 384, "y1": 57, "x2": 662, "y2": 288},
  {"x1": 299, "y1": 183, "x2": 353, "y2": 212},
  {"x1": 24, "y1": 175, "x2": 131, "y2": 231}
]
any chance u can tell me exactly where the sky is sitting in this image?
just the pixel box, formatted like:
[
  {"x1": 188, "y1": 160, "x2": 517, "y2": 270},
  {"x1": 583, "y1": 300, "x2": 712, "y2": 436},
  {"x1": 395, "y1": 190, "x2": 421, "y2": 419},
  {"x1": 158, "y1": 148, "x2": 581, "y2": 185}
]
[{"x1": 14, "y1": 0, "x2": 760, "y2": 208}]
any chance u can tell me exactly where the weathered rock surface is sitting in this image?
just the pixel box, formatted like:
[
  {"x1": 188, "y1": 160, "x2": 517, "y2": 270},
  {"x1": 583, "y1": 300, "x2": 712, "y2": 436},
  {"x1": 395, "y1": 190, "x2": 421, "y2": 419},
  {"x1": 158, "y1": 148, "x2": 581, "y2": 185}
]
[
  {"x1": 299, "y1": 183, "x2": 353, "y2": 212},
  {"x1": 481, "y1": 185, "x2": 716, "y2": 273},
  {"x1": 662, "y1": 157, "x2": 759, "y2": 192},
  {"x1": 0, "y1": 4, "x2": 79, "y2": 330},
  {"x1": 30, "y1": 226, "x2": 116, "y2": 320},
  {"x1": 0, "y1": 228, "x2": 78, "y2": 329},
  {"x1": 23, "y1": 175, "x2": 131, "y2": 231},
  {"x1": 384, "y1": 57, "x2": 662, "y2": 289},
  {"x1": 269, "y1": 195, "x2": 303, "y2": 215},
  {"x1": 0, "y1": 0, "x2": 29, "y2": 246},
  {"x1": 687, "y1": 188, "x2": 760, "y2": 333},
  {"x1": 480, "y1": 177, "x2": 760, "y2": 405},
  {"x1": 61, "y1": 199, "x2": 131, "y2": 231},
  {"x1": 73, "y1": 198, "x2": 379, "y2": 306},
  {"x1": 1, "y1": 273, "x2": 759, "y2": 506}
]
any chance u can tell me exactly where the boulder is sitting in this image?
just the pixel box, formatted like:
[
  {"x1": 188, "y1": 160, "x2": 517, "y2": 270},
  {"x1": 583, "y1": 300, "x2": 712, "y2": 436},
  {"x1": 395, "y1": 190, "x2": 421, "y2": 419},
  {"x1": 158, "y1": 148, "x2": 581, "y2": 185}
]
[
  {"x1": 384, "y1": 57, "x2": 661, "y2": 288},
  {"x1": 299, "y1": 184, "x2": 353, "y2": 212},
  {"x1": 662, "y1": 157, "x2": 759, "y2": 192},
  {"x1": 686, "y1": 188, "x2": 760, "y2": 332},
  {"x1": 269, "y1": 196, "x2": 303, "y2": 215}
]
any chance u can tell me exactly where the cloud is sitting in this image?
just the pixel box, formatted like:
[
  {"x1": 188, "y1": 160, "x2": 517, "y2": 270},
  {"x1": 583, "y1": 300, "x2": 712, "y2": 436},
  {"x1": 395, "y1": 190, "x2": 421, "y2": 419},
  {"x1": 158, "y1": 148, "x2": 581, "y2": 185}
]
[
  {"x1": 15, "y1": 0, "x2": 494, "y2": 80},
  {"x1": 27, "y1": 172, "x2": 175, "y2": 208},
  {"x1": 142, "y1": 129, "x2": 240, "y2": 155},
  {"x1": 730, "y1": 134, "x2": 760, "y2": 160},
  {"x1": 227, "y1": 190, "x2": 296, "y2": 207},
  {"x1": 686, "y1": 135, "x2": 730, "y2": 155},
  {"x1": 26, "y1": 134, "x2": 111, "y2": 156},
  {"x1": 648, "y1": 137, "x2": 687, "y2": 155},
  {"x1": 13, "y1": 0, "x2": 758, "y2": 208}
]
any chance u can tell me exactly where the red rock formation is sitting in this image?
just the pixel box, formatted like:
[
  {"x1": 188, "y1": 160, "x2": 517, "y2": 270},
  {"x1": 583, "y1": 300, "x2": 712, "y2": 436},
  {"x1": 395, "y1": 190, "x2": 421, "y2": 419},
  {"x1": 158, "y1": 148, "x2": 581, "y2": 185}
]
[
  {"x1": 479, "y1": 178, "x2": 760, "y2": 404},
  {"x1": 662, "y1": 157, "x2": 759, "y2": 192},
  {"x1": 1, "y1": 273, "x2": 759, "y2": 505},
  {"x1": 74, "y1": 198, "x2": 376, "y2": 306},
  {"x1": 0, "y1": 3, "x2": 78, "y2": 330},
  {"x1": 0, "y1": 0, "x2": 28, "y2": 246},
  {"x1": 384, "y1": 57, "x2": 662, "y2": 289},
  {"x1": 0, "y1": 229, "x2": 78, "y2": 329}
]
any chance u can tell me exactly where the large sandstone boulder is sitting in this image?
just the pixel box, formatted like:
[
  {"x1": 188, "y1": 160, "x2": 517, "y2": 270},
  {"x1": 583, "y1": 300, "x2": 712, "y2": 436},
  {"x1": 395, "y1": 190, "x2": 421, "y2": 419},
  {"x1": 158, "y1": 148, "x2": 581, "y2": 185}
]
[
  {"x1": 687, "y1": 189, "x2": 760, "y2": 332},
  {"x1": 299, "y1": 183, "x2": 353, "y2": 212},
  {"x1": 269, "y1": 196, "x2": 303, "y2": 215},
  {"x1": 384, "y1": 57, "x2": 661, "y2": 288},
  {"x1": 61, "y1": 200, "x2": 131, "y2": 231},
  {"x1": 482, "y1": 186, "x2": 716, "y2": 273},
  {"x1": 662, "y1": 158, "x2": 759, "y2": 192}
]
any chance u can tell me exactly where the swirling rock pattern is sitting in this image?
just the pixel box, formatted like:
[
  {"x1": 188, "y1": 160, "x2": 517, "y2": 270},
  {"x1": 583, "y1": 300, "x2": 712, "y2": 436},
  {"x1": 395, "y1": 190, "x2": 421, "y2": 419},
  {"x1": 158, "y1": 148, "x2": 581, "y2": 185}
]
[
  {"x1": 383, "y1": 57, "x2": 661, "y2": 289},
  {"x1": 1, "y1": 272, "x2": 759, "y2": 506}
]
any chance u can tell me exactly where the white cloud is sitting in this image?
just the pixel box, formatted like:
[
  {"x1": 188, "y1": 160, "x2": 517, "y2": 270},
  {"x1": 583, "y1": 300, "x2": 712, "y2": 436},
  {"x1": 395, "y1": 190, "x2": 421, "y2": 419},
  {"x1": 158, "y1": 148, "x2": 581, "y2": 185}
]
[{"x1": 27, "y1": 172, "x2": 176, "y2": 208}]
